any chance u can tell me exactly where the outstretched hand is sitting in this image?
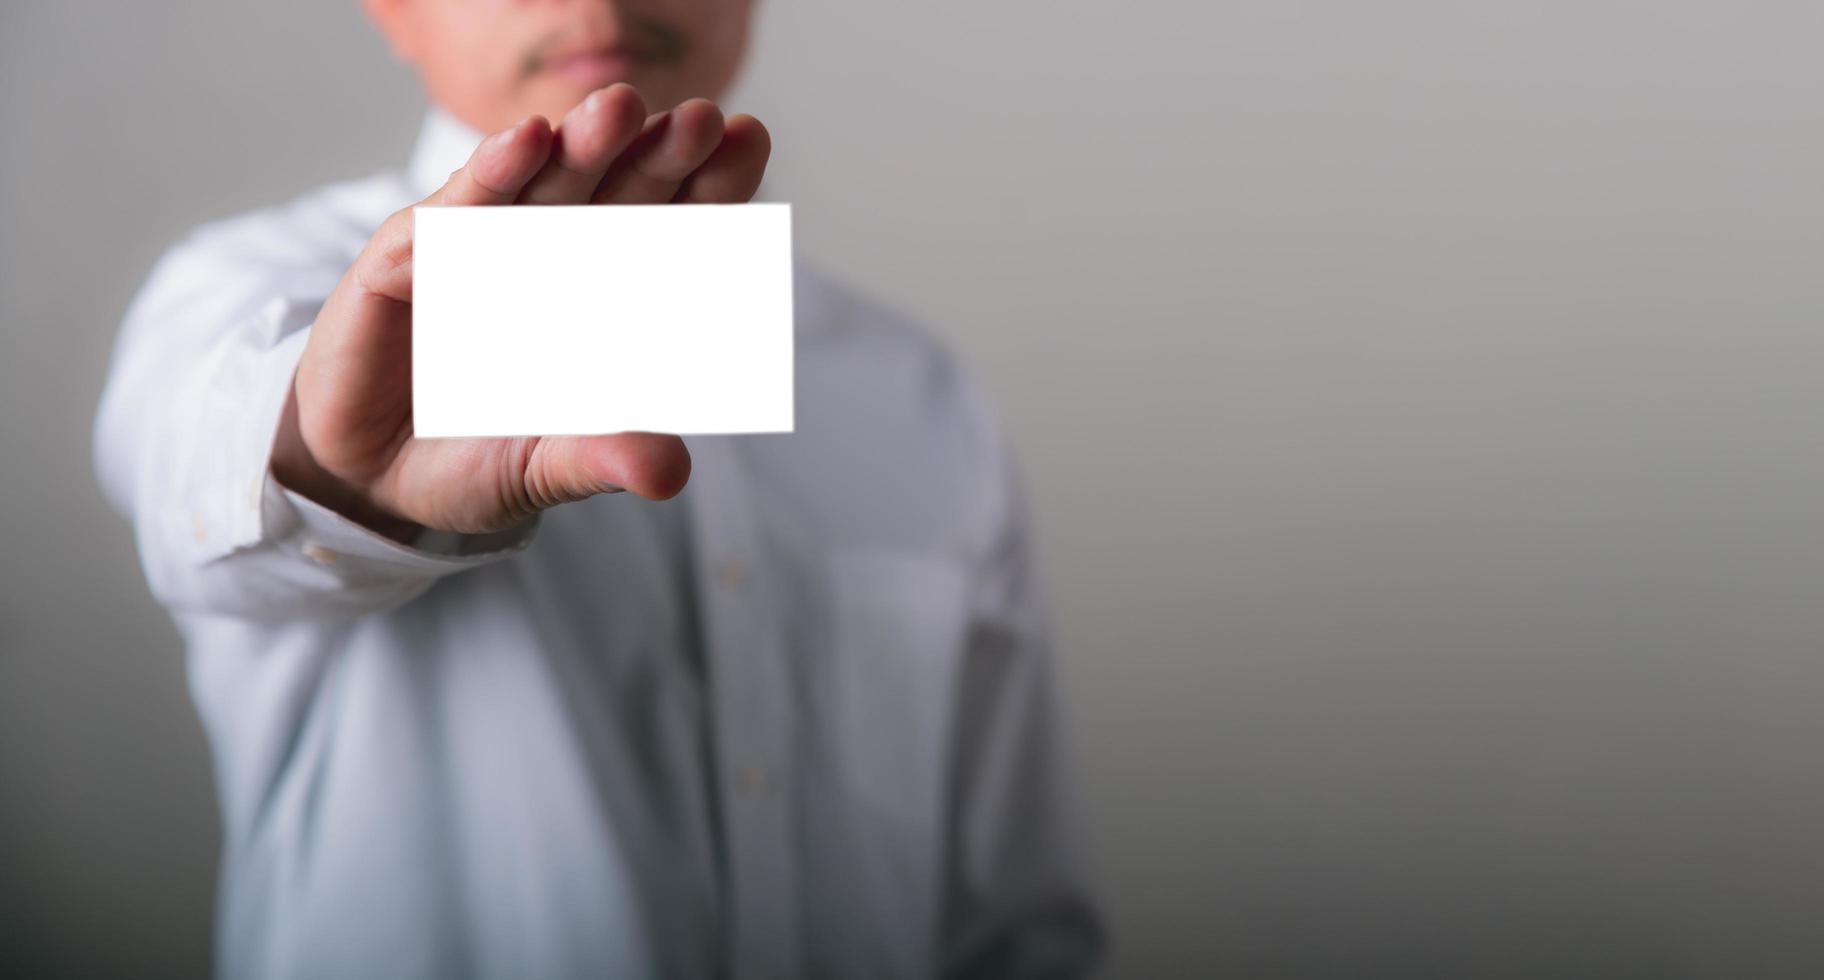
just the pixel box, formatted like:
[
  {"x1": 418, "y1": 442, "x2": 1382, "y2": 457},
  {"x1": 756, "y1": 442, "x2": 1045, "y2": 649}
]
[{"x1": 272, "y1": 84, "x2": 771, "y2": 539}]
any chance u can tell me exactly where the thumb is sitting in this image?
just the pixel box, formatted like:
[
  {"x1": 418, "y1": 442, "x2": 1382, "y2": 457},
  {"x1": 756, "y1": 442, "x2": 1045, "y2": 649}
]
[{"x1": 525, "y1": 433, "x2": 693, "y2": 507}]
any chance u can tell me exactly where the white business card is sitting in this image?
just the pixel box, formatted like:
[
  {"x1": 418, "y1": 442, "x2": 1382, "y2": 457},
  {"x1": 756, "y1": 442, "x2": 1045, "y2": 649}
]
[{"x1": 411, "y1": 203, "x2": 794, "y2": 438}]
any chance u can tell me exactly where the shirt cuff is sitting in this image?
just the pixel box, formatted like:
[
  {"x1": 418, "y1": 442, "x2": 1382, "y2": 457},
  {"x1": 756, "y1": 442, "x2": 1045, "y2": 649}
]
[{"x1": 263, "y1": 475, "x2": 540, "y2": 574}]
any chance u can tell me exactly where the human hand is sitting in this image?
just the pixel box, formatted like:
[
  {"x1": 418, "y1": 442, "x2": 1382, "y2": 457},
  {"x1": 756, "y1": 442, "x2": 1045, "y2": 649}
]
[{"x1": 271, "y1": 84, "x2": 771, "y2": 538}]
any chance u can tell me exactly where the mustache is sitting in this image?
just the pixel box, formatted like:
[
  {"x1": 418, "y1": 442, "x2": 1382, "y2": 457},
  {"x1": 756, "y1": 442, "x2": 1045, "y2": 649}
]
[{"x1": 520, "y1": 17, "x2": 688, "y2": 78}]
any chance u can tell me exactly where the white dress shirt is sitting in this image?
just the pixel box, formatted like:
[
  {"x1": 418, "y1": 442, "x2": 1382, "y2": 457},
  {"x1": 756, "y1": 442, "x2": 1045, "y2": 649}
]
[{"x1": 92, "y1": 108, "x2": 1101, "y2": 980}]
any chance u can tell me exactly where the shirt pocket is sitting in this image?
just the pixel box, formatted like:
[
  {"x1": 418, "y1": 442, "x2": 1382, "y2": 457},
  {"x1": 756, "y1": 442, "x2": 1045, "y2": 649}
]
[{"x1": 824, "y1": 547, "x2": 973, "y2": 827}]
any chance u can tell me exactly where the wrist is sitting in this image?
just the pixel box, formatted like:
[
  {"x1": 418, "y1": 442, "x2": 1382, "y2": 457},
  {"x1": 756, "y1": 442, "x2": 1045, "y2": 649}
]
[{"x1": 270, "y1": 378, "x2": 423, "y2": 544}]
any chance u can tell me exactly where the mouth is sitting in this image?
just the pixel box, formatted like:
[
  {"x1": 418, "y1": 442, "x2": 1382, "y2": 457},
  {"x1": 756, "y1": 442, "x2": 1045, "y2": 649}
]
[{"x1": 533, "y1": 44, "x2": 646, "y2": 86}]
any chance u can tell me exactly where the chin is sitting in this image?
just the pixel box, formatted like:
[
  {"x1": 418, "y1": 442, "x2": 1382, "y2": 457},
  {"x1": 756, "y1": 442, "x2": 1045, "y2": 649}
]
[
  {"x1": 540, "y1": 72, "x2": 657, "y2": 113},
  {"x1": 524, "y1": 82, "x2": 600, "y2": 121}
]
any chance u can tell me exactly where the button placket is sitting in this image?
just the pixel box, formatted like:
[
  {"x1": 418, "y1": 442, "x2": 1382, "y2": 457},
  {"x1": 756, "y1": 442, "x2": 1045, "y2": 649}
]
[{"x1": 684, "y1": 439, "x2": 801, "y2": 980}]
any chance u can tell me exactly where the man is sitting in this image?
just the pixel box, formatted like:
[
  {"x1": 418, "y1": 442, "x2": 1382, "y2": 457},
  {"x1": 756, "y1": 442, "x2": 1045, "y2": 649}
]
[{"x1": 92, "y1": 0, "x2": 1101, "y2": 977}]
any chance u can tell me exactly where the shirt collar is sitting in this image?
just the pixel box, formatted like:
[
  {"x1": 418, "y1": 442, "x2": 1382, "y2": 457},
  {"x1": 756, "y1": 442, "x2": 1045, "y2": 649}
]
[{"x1": 406, "y1": 106, "x2": 486, "y2": 198}]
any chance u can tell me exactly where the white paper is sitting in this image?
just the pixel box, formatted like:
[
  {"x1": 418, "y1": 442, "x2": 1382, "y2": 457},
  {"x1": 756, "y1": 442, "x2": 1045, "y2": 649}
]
[{"x1": 411, "y1": 203, "x2": 794, "y2": 438}]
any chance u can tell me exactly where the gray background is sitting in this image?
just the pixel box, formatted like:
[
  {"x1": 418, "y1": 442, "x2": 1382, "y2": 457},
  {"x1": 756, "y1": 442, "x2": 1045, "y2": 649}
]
[{"x1": 5, "y1": 1, "x2": 1824, "y2": 976}]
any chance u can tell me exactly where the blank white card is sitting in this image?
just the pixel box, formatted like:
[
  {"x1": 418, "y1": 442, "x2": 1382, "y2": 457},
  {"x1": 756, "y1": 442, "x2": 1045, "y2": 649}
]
[{"x1": 412, "y1": 203, "x2": 793, "y2": 438}]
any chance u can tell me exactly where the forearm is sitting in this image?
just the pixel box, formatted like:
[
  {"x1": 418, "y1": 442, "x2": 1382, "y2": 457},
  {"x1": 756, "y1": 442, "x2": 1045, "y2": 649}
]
[{"x1": 94, "y1": 269, "x2": 535, "y2": 624}]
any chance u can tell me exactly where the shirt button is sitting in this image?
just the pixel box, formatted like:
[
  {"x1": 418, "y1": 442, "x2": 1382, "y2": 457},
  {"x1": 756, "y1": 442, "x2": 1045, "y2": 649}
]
[
  {"x1": 302, "y1": 543, "x2": 339, "y2": 564},
  {"x1": 715, "y1": 558, "x2": 749, "y2": 590},
  {"x1": 733, "y1": 762, "x2": 773, "y2": 797},
  {"x1": 190, "y1": 513, "x2": 209, "y2": 542}
]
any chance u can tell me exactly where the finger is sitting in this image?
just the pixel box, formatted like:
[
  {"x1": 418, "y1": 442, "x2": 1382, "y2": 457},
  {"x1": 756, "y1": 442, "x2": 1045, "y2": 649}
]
[
  {"x1": 352, "y1": 115, "x2": 555, "y2": 303},
  {"x1": 591, "y1": 99, "x2": 726, "y2": 204},
  {"x1": 529, "y1": 432, "x2": 693, "y2": 504},
  {"x1": 673, "y1": 114, "x2": 772, "y2": 204},
  {"x1": 433, "y1": 114, "x2": 555, "y2": 206},
  {"x1": 519, "y1": 84, "x2": 647, "y2": 205}
]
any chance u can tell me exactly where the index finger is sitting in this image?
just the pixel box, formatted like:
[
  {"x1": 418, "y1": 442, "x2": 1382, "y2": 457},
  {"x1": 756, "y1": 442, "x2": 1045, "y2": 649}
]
[
  {"x1": 352, "y1": 115, "x2": 557, "y2": 303},
  {"x1": 430, "y1": 114, "x2": 555, "y2": 206}
]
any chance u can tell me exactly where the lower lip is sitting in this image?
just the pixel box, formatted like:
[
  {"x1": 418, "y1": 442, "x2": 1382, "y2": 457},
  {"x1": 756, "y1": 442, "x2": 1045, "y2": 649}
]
[{"x1": 546, "y1": 52, "x2": 640, "y2": 86}]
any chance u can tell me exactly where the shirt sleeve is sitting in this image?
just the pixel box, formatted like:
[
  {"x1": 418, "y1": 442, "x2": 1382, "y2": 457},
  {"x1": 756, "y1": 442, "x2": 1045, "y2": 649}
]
[
  {"x1": 939, "y1": 385, "x2": 1106, "y2": 979},
  {"x1": 92, "y1": 229, "x2": 538, "y2": 625}
]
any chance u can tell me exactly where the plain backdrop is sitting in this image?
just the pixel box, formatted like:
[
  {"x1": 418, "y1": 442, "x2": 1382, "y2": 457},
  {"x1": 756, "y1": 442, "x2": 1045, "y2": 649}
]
[{"x1": 6, "y1": 1, "x2": 1824, "y2": 977}]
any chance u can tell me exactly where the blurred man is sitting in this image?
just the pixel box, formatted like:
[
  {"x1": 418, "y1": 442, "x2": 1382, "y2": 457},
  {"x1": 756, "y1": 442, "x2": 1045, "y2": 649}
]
[{"x1": 92, "y1": 1, "x2": 1100, "y2": 977}]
